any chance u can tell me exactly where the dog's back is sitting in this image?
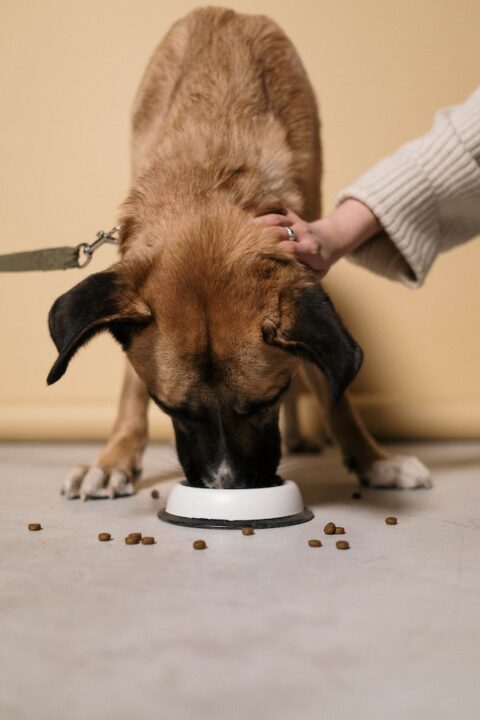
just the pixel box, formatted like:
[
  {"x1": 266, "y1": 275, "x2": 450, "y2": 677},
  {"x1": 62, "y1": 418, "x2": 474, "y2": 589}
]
[{"x1": 129, "y1": 7, "x2": 321, "y2": 221}]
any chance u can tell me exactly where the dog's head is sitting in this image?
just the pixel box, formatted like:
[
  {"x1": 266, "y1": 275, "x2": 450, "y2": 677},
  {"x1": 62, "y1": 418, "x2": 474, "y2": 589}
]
[{"x1": 47, "y1": 207, "x2": 362, "y2": 488}]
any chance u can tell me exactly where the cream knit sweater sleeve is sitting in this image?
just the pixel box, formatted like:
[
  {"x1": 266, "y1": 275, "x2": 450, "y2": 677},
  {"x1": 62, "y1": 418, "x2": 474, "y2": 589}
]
[{"x1": 335, "y1": 87, "x2": 480, "y2": 287}]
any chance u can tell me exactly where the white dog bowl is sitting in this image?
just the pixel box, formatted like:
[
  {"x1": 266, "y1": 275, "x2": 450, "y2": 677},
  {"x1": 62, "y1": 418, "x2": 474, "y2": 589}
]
[{"x1": 158, "y1": 480, "x2": 313, "y2": 529}]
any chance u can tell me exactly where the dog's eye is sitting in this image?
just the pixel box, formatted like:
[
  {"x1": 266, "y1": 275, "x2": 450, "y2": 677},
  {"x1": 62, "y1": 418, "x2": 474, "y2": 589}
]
[
  {"x1": 236, "y1": 381, "x2": 291, "y2": 417},
  {"x1": 236, "y1": 404, "x2": 271, "y2": 418},
  {"x1": 149, "y1": 393, "x2": 202, "y2": 422}
]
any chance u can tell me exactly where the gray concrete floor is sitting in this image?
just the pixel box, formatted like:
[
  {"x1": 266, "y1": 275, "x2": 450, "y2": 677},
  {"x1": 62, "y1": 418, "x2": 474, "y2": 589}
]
[{"x1": 1, "y1": 441, "x2": 480, "y2": 720}]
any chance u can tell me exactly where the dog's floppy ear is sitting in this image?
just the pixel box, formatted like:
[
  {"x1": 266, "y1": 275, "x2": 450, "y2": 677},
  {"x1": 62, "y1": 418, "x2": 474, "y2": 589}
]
[
  {"x1": 262, "y1": 284, "x2": 363, "y2": 404},
  {"x1": 47, "y1": 269, "x2": 151, "y2": 385}
]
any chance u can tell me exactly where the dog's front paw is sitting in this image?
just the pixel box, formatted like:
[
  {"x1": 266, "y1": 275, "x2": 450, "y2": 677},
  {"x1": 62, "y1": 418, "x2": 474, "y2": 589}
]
[
  {"x1": 359, "y1": 455, "x2": 432, "y2": 489},
  {"x1": 61, "y1": 465, "x2": 139, "y2": 500}
]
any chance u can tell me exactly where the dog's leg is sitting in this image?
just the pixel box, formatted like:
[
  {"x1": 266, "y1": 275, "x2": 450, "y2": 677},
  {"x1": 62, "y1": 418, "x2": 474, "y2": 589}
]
[
  {"x1": 300, "y1": 362, "x2": 432, "y2": 489},
  {"x1": 61, "y1": 361, "x2": 150, "y2": 499},
  {"x1": 282, "y1": 378, "x2": 322, "y2": 454},
  {"x1": 282, "y1": 378, "x2": 321, "y2": 453},
  {"x1": 282, "y1": 380, "x2": 303, "y2": 451}
]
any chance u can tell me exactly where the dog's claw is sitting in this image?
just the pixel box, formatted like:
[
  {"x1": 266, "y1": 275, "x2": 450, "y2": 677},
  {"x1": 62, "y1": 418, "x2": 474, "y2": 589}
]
[
  {"x1": 109, "y1": 470, "x2": 134, "y2": 498},
  {"x1": 63, "y1": 465, "x2": 86, "y2": 499}
]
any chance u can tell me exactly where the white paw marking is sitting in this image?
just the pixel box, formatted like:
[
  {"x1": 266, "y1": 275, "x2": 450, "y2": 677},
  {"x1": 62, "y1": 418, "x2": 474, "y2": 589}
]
[
  {"x1": 61, "y1": 465, "x2": 137, "y2": 500},
  {"x1": 360, "y1": 455, "x2": 432, "y2": 489}
]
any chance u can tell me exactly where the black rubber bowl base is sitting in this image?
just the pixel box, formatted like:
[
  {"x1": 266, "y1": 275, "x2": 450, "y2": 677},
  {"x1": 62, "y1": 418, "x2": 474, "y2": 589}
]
[{"x1": 158, "y1": 507, "x2": 314, "y2": 529}]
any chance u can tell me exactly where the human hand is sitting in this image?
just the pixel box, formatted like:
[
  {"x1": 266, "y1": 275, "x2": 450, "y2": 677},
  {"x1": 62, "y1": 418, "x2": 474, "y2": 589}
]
[
  {"x1": 252, "y1": 200, "x2": 382, "y2": 279},
  {"x1": 252, "y1": 209, "x2": 335, "y2": 278}
]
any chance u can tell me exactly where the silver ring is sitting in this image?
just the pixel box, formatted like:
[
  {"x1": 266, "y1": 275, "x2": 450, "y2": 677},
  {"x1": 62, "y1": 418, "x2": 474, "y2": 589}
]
[{"x1": 286, "y1": 226, "x2": 297, "y2": 241}]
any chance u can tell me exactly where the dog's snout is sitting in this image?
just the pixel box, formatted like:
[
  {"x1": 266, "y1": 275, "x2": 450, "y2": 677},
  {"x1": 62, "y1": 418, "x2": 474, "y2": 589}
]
[{"x1": 172, "y1": 409, "x2": 282, "y2": 490}]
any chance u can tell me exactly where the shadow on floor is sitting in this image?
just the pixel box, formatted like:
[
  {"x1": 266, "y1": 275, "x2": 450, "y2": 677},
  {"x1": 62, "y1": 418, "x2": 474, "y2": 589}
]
[{"x1": 137, "y1": 469, "x2": 184, "y2": 491}]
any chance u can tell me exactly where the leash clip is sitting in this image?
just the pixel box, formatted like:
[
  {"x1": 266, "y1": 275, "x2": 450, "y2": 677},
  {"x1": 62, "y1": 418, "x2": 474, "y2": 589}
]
[{"x1": 77, "y1": 226, "x2": 121, "y2": 268}]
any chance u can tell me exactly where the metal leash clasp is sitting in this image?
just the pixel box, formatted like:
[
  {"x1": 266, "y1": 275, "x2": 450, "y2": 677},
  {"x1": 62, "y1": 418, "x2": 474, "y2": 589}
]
[{"x1": 77, "y1": 226, "x2": 121, "y2": 268}]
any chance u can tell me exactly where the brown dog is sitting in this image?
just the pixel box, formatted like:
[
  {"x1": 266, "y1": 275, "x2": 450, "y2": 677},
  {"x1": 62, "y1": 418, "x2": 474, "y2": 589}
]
[{"x1": 47, "y1": 7, "x2": 431, "y2": 498}]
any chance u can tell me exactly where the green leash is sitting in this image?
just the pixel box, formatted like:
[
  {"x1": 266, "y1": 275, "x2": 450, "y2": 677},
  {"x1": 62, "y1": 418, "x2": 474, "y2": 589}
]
[{"x1": 0, "y1": 226, "x2": 120, "y2": 273}]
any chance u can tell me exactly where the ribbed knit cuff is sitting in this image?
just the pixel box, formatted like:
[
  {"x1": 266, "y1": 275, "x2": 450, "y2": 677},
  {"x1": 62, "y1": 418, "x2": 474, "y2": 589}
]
[
  {"x1": 450, "y1": 87, "x2": 480, "y2": 165},
  {"x1": 336, "y1": 87, "x2": 480, "y2": 288}
]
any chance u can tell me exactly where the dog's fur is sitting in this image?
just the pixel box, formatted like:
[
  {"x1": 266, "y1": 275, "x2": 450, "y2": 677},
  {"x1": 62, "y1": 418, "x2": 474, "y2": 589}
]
[{"x1": 48, "y1": 8, "x2": 431, "y2": 497}]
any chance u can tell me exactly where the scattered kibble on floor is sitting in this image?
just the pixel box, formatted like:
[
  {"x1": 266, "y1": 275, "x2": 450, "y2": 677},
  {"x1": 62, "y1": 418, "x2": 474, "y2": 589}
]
[
  {"x1": 336, "y1": 541, "x2": 350, "y2": 550},
  {"x1": 128, "y1": 533, "x2": 142, "y2": 541},
  {"x1": 385, "y1": 516, "x2": 398, "y2": 525},
  {"x1": 125, "y1": 536, "x2": 139, "y2": 545},
  {"x1": 193, "y1": 540, "x2": 207, "y2": 550},
  {"x1": 151, "y1": 489, "x2": 160, "y2": 499},
  {"x1": 324, "y1": 522, "x2": 336, "y2": 535},
  {"x1": 28, "y1": 523, "x2": 42, "y2": 531},
  {"x1": 335, "y1": 527, "x2": 345, "y2": 535},
  {"x1": 98, "y1": 533, "x2": 111, "y2": 542},
  {"x1": 241, "y1": 527, "x2": 254, "y2": 536},
  {"x1": 308, "y1": 539, "x2": 322, "y2": 547},
  {"x1": 141, "y1": 536, "x2": 155, "y2": 545}
]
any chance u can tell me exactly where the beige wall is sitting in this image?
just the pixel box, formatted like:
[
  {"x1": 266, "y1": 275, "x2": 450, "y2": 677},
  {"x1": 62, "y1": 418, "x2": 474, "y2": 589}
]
[{"x1": 1, "y1": 0, "x2": 479, "y2": 441}]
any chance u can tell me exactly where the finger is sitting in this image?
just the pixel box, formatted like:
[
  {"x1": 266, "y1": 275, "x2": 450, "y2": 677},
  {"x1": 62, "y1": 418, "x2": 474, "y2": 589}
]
[
  {"x1": 294, "y1": 249, "x2": 326, "y2": 275},
  {"x1": 283, "y1": 208, "x2": 306, "y2": 226},
  {"x1": 278, "y1": 240, "x2": 299, "y2": 254},
  {"x1": 251, "y1": 213, "x2": 291, "y2": 228},
  {"x1": 266, "y1": 226, "x2": 300, "y2": 244},
  {"x1": 282, "y1": 224, "x2": 301, "y2": 243},
  {"x1": 278, "y1": 238, "x2": 318, "y2": 256},
  {"x1": 279, "y1": 240, "x2": 327, "y2": 276},
  {"x1": 284, "y1": 208, "x2": 302, "y2": 225}
]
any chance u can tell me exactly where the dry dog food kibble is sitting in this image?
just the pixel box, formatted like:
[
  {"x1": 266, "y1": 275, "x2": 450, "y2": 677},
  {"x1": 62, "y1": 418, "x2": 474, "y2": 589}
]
[
  {"x1": 151, "y1": 490, "x2": 160, "y2": 499},
  {"x1": 385, "y1": 516, "x2": 398, "y2": 525},
  {"x1": 193, "y1": 540, "x2": 207, "y2": 550},
  {"x1": 308, "y1": 539, "x2": 322, "y2": 547},
  {"x1": 241, "y1": 527, "x2": 254, "y2": 536},
  {"x1": 125, "y1": 536, "x2": 139, "y2": 545},
  {"x1": 336, "y1": 541, "x2": 350, "y2": 550},
  {"x1": 141, "y1": 536, "x2": 155, "y2": 545},
  {"x1": 28, "y1": 523, "x2": 42, "y2": 531},
  {"x1": 324, "y1": 522, "x2": 336, "y2": 535},
  {"x1": 98, "y1": 533, "x2": 111, "y2": 542},
  {"x1": 128, "y1": 533, "x2": 142, "y2": 541},
  {"x1": 352, "y1": 491, "x2": 362, "y2": 499},
  {"x1": 335, "y1": 527, "x2": 345, "y2": 535}
]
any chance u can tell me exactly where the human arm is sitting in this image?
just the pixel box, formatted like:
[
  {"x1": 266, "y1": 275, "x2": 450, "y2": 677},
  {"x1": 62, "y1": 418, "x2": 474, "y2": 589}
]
[
  {"x1": 335, "y1": 86, "x2": 480, "y2": 287},
  {"x1": 254, "y1": 86, "x2": 480, "y2": 287}
]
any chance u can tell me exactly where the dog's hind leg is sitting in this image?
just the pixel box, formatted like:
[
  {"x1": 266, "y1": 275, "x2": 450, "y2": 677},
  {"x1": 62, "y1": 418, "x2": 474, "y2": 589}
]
[
  {"x1": 281, "y1": 377, "x2": 326, "y2": 454},
  {"x1": 61, "y1": 361, "x2": 150, "y2": 499},
  {"x1": 300, "y1": 362, "x2": 432, "y2": 489}
]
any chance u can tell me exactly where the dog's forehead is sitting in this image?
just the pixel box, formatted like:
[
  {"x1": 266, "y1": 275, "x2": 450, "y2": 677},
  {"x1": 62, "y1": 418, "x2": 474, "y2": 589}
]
[
  {"x1": 131, "y1": 321, "x2": 293, "y2": 409},
  {"x1": 160, "y1": 334, "x2": 291, "y2": 396}
]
